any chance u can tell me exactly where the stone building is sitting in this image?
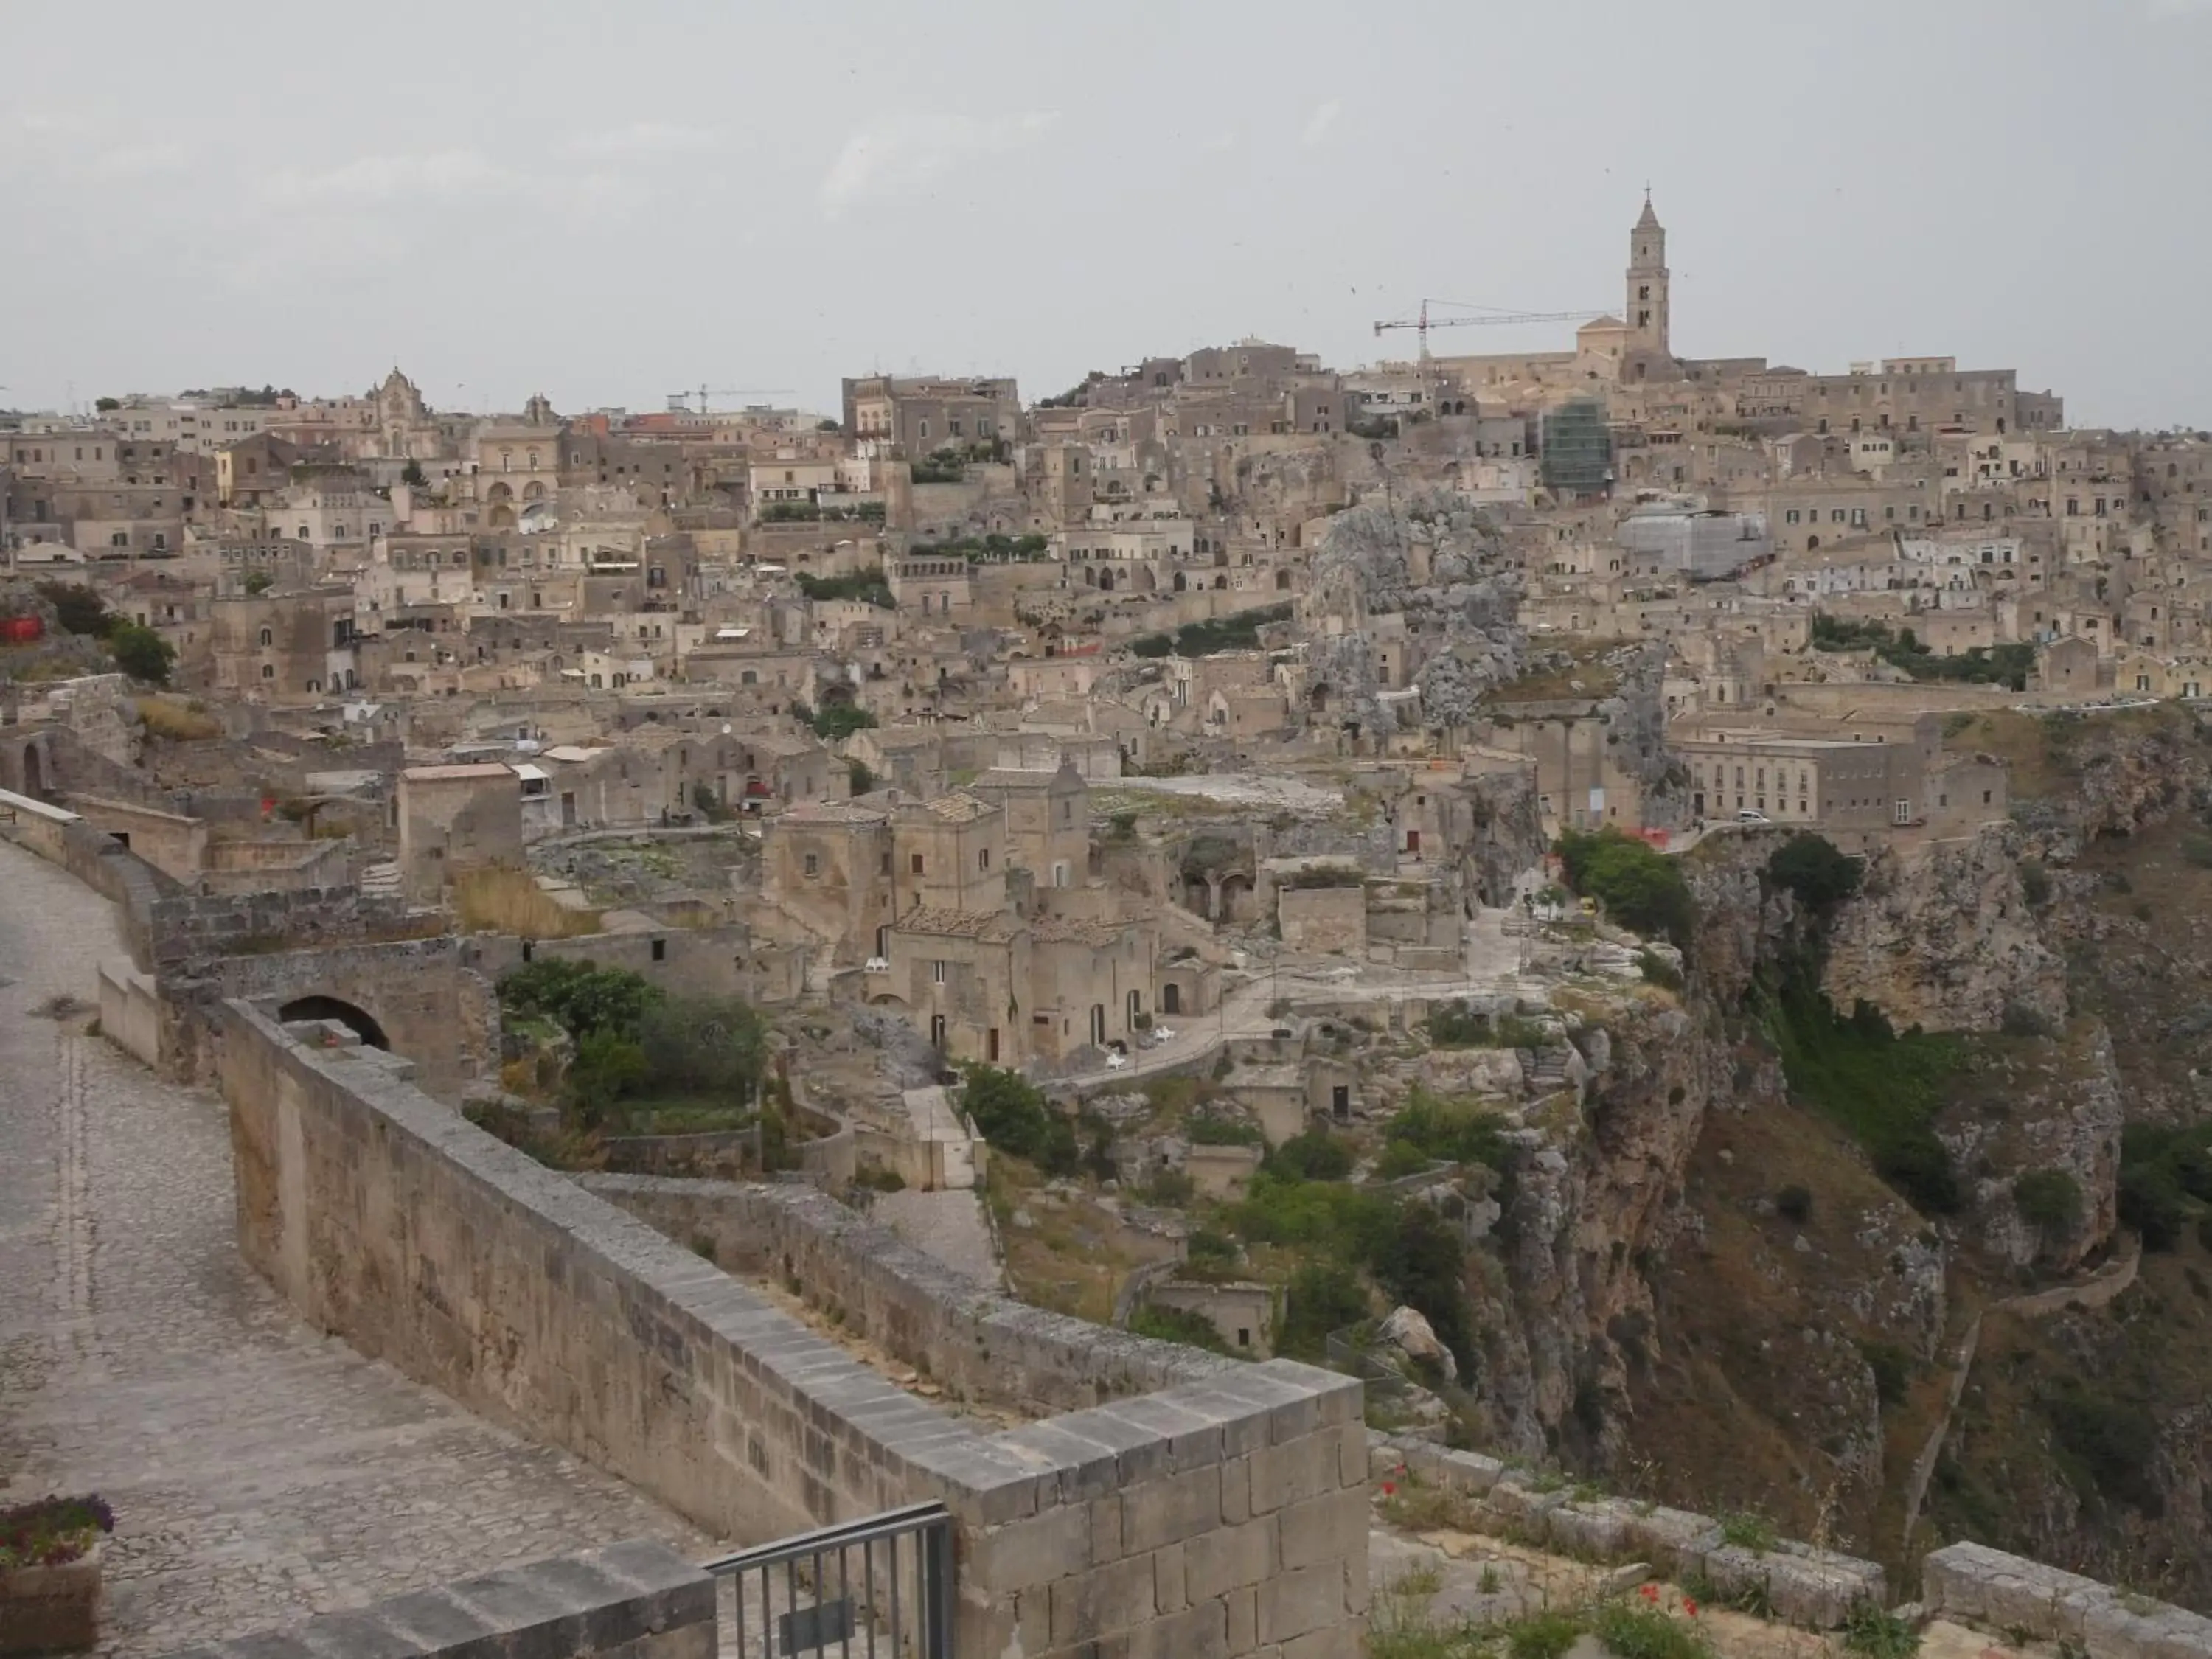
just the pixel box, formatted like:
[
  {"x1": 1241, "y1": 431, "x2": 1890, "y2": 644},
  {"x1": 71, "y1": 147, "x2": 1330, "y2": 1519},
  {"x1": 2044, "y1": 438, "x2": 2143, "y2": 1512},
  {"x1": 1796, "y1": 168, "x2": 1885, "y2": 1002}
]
[{"x1": 397, "y1": 762, "x2": 524, "y2": 901}]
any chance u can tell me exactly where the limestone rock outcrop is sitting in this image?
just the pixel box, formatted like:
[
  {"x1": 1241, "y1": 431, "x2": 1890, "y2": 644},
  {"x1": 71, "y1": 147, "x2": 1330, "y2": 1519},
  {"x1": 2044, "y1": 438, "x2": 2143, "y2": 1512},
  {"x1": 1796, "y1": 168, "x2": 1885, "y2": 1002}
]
[{"x1": 1820, "y1": 823, "x2": 2067, "y2": 1033}]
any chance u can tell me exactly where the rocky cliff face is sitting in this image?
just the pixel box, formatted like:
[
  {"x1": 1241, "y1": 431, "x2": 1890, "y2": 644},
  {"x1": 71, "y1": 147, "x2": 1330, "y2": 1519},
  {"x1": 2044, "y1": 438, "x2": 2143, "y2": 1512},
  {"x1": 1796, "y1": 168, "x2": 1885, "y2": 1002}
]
[
  {"x1": 1820, "y1": 824, "x2": 2069, "y2": 1033},
  {"x1": 1298, "y1": 495, "x2": 1522, "y2": 736}
]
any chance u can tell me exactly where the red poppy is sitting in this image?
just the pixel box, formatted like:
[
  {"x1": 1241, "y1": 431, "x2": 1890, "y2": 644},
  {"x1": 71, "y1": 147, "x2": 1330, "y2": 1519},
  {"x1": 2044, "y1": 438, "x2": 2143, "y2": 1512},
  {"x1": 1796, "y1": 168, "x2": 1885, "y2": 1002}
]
[
  {"x1": 1684, "y1": 1599, "x2": 1700, "y2": 1617},
  {"x1": 1381, "y1": 1481, "x2": 1396, "y2": 1495},
  {"x1": 1641, "y1": 1584, "x2": 1659, "y2": 1601}
]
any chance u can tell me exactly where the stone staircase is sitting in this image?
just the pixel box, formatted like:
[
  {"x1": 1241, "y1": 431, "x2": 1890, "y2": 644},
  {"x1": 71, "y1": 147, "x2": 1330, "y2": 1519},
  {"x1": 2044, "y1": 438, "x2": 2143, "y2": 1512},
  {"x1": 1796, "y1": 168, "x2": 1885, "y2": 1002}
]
[
  {"x1": 1518, "y1": 1043, "x2": 1576, "y2": 1094},
  {"x1": 358, "y1": 860, "x2": 400, "y2": 900}
]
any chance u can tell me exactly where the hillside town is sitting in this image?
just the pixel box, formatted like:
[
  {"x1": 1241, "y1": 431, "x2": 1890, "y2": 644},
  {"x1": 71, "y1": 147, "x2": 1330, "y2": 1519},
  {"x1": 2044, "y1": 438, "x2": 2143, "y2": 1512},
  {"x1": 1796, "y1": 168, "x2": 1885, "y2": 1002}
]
[{"x1": 7, "y1": 193, "x2": 2212, "y2": 1659}]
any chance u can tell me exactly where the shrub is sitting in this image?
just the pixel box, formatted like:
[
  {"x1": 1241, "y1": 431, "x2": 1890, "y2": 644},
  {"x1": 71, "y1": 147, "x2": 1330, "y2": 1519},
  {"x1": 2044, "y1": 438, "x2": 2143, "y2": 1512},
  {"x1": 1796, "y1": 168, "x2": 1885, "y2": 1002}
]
[
  {"x1": 1842, "y1": 1603, "x2": 1921, "y2": 1659},
  {"x1": 794, "y1": 567, "x2": 894, "y2": 608},
  {"x1": 1140, "y1": 1168, "x2": 1196, "y2": 1206},
  {"x1": 1129, "y1": 1302, "x2": 1232, "y2": 1354},
  {"x1": 806, "y1": 702, "x2": 878, "y2": 741},
  {"x1": 1385, "y1": 1089, "x2": 1511, "y2": 1169},
  {"x1": 961, "y1": 1065, "x2": 1077, "y2": 1175},
  {"x1": 1593, "y1": 1601, "x2": 1714, "y2": 1659},
  {"x1": 2185, "y1": 834, "x2": 2212, "y2": 871},
  {"x1": 1427, "y1": 1002, "x2": 1547, "y2": 1050},
  {"x1": 568, "y1": 1030, "x2": 649, "y2": 1122},
  {"x1": 1277, "y1": 1261, "x2": 1369, "y2": 1358},
  {"x1": 846, "y1": 758, "x2": 875, "y2": 796},
  {"x1": 1267, "y1": 1128, "x2": 1352, "y2": 1182},
  {"x1": 2042, "y1": 1384, "x2": 2163, "y2": 1514},
  {"x1": 2118, "y1": 1121, "x2": 2212, "y2": 1250},
  {"x1": 0, "y1": 1495, "x2": 116, "y2": 1569},
  {"x1": 1769, "y1": 970, "x2": 1963, "y2": 1214},
  {"x1": 1637, "y1": 949, "x2": 1684, "y2": 992},
  {"x1": 1186, "y1": 1227, "x2": 1239, "y2": 1268},
  {"x1": 1506, "y1": 1611, "x2": 1591, "y2": 1659},
  {"x1": 35, "y1": 580, "x2": 111, "y2": 636},
  {"x1": 1775, "y1": 1183, "x2": 1813, "y2": 1224},
  {"x1": 1227, "y1": 1171, "x2": 1397, "y2": 1258},
  {"x1": 635, "y1": 995, "x2": 768, "y2": 1102},
  {"x1": 1859, "y1": 1340, "x2": 1912, "y2": 1409},
  {"x1": 1557, "y1": 828, "x2": 1695, "y2": 946},
  {"x1": 1767, "y1": 833, "x2": 1863, "y2": 910},
  {"x1": 1719, "y1": 1510, "x2": 1778, "y2": 1552},
  {"x1": 1373, "y1": 1202, "x2": 1475, "y2": 1378},
  {"x1": 108, "y1": 622, "x2": 175, "y2": 685},
  {"x1": 1186, "y1": 1113, "x2": 1264, "y2": 1147},
  {"x1": 2019, "y1": 860, "x2": 2052, "y2": 905},
  {"x1": 2000, "y1": 1001, "x2": 2056, "y2": 1039},
  {"x1": 2013, "y1": 1167, "x2": 2084, "y2": 1235},
  {"x1": 498, "y1": 959, "x2": 661, "y2": 1039}
]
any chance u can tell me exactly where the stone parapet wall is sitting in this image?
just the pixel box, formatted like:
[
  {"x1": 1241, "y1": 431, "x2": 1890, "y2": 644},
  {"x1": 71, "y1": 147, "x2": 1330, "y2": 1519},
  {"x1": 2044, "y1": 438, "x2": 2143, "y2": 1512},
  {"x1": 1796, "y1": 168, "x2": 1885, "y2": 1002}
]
[
  {"x1": 220, "y1": 1003, "x2": 1364, "y2": 1659},
  {"x1": 582, "y1": 1173, "x2": 1230, "y2": 1419},
  {"x1": 150, "y1": 1539, "x2": 713, "y2": 1659},
  {"x1": 1923, "y1": 1542, "x2": 2212, "y2": 1659}
]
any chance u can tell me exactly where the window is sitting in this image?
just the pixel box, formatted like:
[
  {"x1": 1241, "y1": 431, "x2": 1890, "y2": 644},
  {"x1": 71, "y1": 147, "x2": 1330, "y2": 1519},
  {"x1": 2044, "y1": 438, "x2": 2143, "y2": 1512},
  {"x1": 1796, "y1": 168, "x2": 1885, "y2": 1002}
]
[
  {"x1": 977, "y1": 848, "x2": 990, "y2": 871},
  {"x1": 261, "y1": 664, "x2": 274, "y2": 679},
  {"x1": 911, "y1": 853, "x2": 925, "y2": 874},
  {"x1": 804, "y1": 852, "x2": 820, "y2": 877},
  {"x1": 259, "y1": 627, "x2": 273, "y2": 646},
  {"x1": 931, "y1": 960, "x2": 946, "y2": 984},
  {"x1": 1893, "y1": 799, "x2": 1911, "y2": 825}
]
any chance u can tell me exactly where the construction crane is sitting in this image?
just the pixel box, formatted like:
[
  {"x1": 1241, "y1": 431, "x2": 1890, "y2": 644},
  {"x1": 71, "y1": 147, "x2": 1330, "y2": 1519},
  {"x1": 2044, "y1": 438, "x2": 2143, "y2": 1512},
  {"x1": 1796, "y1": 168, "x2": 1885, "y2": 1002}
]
[
  {"x1": 666, "y1": 386, "x2": 796, "y2": 415},
  {"x1": 1372, "y1": 300, "x2": 1609, "y2": 361}
]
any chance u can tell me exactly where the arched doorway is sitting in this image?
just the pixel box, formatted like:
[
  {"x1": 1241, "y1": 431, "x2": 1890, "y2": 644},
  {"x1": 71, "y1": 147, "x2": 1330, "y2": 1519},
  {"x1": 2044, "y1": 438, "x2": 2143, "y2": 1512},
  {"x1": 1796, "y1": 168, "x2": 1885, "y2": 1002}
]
[
  {"x1": 277, "y1": 995, "x2": 389, "y2": 1048},
  {"x1": 21, "y1": 743, "x2": 43, "y2": 801},
  {"x1": 1127, "y1": 990, "x2": 1142, "y2": 1029},
  {"x1": 1161, "y1": 982, "x2": 1181, "y2": 1016},
  {"x1": 1089, "y1": 1004, "x2": 1107, "y2": 1047}
]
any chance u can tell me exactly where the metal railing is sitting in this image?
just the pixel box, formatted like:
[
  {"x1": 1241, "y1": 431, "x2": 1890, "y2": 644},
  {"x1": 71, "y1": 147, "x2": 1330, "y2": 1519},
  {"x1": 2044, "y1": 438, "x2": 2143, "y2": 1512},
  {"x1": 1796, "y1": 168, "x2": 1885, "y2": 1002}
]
[{"x1": 703, "y1": 1501, "x2": 954, "y2": 1659}]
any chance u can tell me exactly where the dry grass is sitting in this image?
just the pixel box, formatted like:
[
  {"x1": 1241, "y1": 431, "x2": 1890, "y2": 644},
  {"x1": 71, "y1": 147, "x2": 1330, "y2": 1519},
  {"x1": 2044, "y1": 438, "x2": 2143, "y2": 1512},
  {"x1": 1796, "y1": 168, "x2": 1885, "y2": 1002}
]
[
  {"x1": 136, "y1": 696, "x2": 223, "y2": 741},
  {"x1": 454, "y1": 866, "x2": 602, "y2": 939}
]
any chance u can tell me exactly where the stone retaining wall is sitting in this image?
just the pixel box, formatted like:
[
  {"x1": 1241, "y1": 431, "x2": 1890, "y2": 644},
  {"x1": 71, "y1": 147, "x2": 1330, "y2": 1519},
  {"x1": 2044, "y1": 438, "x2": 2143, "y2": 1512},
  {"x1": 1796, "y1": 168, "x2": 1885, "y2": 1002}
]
[
  {"x1": 1377, "y1": 1436, "x2": 1886, "y2": 1629},
  {"x1": 221, "y1": 1004, "x2": 1367, "y2": 1659},
  {"x1": 582, "y1": 1173, "x2": 1230, "y2": 1419},
  {"x1": 1923, "y1": 1542, "x2": 2212, "y2": 1659},
  {"x1": 153, "y1": 1539, "x2": 712, "y2": 1659}
]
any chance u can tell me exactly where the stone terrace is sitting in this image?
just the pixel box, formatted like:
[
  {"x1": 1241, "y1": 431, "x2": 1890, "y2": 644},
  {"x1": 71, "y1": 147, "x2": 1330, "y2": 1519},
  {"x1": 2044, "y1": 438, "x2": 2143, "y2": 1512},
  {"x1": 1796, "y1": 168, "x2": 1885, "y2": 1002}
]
[{"x1": 0, "y1": 841, "x2": 711, "y2": 1656}]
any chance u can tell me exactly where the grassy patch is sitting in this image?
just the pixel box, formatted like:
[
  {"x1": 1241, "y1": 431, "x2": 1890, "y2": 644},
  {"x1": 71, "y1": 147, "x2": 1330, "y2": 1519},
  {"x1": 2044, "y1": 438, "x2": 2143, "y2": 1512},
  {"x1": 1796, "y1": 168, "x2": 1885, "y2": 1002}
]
[
  {"x1": 456, "y1": 866, "x2": 603, "y2": 938},
  {"x1": 1766, "y1": 969, "x2": 1964, "y2": 1214}
]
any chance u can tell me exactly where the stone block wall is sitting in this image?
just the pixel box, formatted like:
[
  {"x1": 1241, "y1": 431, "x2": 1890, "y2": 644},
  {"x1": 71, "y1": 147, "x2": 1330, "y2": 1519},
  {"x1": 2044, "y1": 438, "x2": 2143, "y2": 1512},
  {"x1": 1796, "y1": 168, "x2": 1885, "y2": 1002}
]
[
  {"x1": 152, "y1": 1539, "x2": 713, "y2": 1659},
  {"x1": 582, "y1": 1174, "x2": 1231, "y2": 1419},
  {"x1": 1923, "y1": 1542, "x2": 2212, "y2": 1659},
  {"x1": 220, "y1": 1002, "x2": 1364, "y2": 1659},
  {"x1": 1379, "y1": 1438, "x2": 1885, "y2": 1629}
]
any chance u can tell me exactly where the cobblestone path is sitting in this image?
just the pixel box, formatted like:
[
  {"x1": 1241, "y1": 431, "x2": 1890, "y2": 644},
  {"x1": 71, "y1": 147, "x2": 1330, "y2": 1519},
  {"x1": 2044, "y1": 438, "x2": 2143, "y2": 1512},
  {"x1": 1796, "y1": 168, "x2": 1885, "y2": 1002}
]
[{"x1": 0, "y1": 842, "x2": 710, "y2": 1655}]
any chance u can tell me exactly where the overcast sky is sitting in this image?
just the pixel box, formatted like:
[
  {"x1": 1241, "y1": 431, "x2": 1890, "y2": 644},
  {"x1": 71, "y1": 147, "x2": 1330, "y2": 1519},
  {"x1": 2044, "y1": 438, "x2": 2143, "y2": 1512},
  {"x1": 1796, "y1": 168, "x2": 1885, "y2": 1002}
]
[{"x1": 4, "y1": 1, "x2": 2209, "y2": 429}]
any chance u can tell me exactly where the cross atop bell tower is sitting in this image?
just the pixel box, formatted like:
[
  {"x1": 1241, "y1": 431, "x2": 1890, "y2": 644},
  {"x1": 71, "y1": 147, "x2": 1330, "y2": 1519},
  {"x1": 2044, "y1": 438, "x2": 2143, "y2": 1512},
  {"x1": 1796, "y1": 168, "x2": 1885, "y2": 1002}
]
[{"x1": 1626, "y1": 191, "x2": 1671, "y2": 364}]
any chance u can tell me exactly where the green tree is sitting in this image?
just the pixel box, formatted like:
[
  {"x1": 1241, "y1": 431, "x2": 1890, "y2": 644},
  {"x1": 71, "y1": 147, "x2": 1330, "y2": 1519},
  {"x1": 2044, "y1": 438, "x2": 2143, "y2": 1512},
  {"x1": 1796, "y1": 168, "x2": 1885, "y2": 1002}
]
[
  {"x1": 108, "y1": 622, "x2": 175, "y2": 686},
  {"x1": 35, "y1": 580, "x2": 111, "y2": 636},
  {"x1": 568, "y1": 1029, "x2": 648, "y2": 1124},
  {"x1": 635, "y1": 995, "x2": 767, "y2": 1101},
  {"x1": 400, "y1": 459, "x2": 429, "y2": 488},
  {"x1": 809, "y1": 702, "x2": 878, "y2": 742},
  {"x1": 95, "y1": 396, "x2": 122, "y2": 413},
  {"x1": 242, "y1": 570, "x2": 274, "y2": 595},
  {"x1": 1556, "y1": 827, "x2": 1695, "y2": 945},
  {"x1": 1767, "y1": 833, "x2": 1862, "y2": 909},
  {"x1": 498, "y1": 959, "x2": 662, "y2": 1040},
  {"x1": 960, "y1": 1065, "x2": 1077, "y2": 1173},
  {"x1": 846, "y1": 758, "x2": 875, "y2": 796}
]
